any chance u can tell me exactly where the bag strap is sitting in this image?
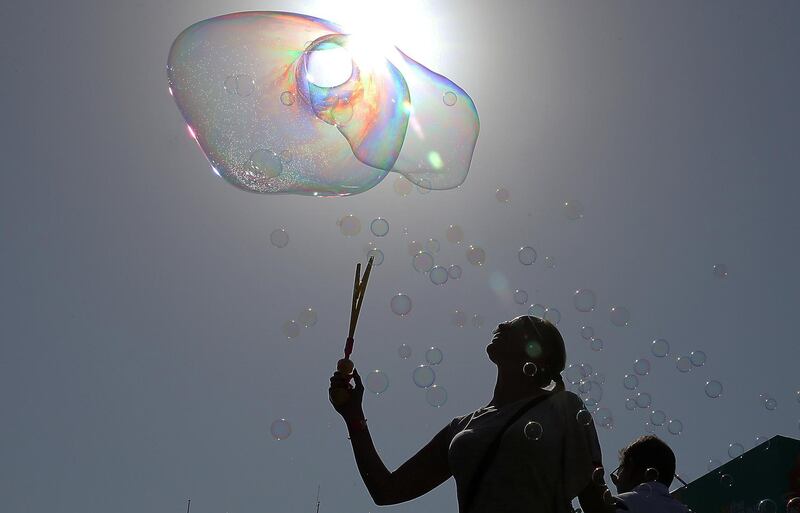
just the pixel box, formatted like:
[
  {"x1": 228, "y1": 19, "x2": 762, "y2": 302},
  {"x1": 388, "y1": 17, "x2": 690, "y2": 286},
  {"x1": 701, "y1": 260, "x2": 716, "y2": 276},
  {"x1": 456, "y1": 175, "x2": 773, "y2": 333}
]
[{"x1": 462, "y1": 391, "x2": 557, "y2": 513}]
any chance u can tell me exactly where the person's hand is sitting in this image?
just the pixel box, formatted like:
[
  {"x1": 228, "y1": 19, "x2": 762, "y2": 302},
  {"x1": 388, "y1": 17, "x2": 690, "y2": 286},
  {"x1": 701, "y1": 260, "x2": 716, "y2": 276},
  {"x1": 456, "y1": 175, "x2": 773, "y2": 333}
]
[{"x1": 329, "y1": 368, "x2": 364, "y2": 420}]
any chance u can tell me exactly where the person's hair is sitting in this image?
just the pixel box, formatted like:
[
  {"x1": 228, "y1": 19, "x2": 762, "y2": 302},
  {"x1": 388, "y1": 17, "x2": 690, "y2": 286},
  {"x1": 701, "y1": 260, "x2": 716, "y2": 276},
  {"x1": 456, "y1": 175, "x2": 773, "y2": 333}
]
[
  {"x1": 619, "y1": 435, "x2": 676, "y2": 487},
  {"x1": 521, "y1": 316, "x2": 567, "y2": 392}
]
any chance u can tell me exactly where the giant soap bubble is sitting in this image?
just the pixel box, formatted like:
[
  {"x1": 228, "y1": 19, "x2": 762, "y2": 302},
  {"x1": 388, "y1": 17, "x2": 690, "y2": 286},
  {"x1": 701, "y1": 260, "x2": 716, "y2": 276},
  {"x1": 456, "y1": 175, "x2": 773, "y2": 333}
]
[{"x1": 167, "y1": 12, "x2": 480, "y2": 196}]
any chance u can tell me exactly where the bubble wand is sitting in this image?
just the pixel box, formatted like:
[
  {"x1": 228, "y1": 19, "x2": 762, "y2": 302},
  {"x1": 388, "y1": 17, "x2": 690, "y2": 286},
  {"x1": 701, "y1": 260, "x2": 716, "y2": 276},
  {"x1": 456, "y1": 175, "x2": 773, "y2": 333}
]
[{"x1": 331, "y1": 256, "x2": 374, "y2": 405}]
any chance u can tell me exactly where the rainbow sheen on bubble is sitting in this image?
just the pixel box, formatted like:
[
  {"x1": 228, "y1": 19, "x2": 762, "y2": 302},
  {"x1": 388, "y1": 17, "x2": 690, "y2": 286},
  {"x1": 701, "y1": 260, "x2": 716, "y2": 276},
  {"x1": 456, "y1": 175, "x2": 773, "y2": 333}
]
[{"x1": 167, "y1": 12, "x2": 479, "y2": 196}]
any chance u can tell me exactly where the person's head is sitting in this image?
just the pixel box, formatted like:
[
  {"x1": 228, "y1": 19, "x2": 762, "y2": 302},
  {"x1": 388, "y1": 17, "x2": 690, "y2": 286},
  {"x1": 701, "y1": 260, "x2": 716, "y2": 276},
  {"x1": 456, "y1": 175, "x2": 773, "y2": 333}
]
[
  {"x1": 487, "y1": 315, "x2": 567, "y2": 390},
  {"x1": 612, "y1": 435, "x2": 677, "y2": 493}
]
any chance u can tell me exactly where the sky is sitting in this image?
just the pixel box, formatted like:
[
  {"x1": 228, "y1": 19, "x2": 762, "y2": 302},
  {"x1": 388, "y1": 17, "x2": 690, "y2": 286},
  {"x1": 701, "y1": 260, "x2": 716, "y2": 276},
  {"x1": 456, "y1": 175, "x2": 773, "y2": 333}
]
[{"x1": 1, "y1": 1, "x2": 799, "y2": 512}]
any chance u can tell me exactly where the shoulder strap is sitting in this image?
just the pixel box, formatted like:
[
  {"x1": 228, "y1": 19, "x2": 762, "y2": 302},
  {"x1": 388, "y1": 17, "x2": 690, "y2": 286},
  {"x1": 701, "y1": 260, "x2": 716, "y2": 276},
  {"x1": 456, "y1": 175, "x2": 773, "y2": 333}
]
[{"x1": 462, "y1": 392, "x2": 556, "y2": 513}]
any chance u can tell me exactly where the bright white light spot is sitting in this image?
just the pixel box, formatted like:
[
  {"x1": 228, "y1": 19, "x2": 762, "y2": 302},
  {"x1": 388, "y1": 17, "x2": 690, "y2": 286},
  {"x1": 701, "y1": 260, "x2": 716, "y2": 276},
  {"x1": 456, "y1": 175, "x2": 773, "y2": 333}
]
[
  {"x1": 186, "y1": 125, "x2": 197, "y2": 140},
  {"x1": 306, "y1": 46, "x2": 353, "y2": 87},
  {"x1": 211, "y1": 166, "x2": 221, "y2": 177}
]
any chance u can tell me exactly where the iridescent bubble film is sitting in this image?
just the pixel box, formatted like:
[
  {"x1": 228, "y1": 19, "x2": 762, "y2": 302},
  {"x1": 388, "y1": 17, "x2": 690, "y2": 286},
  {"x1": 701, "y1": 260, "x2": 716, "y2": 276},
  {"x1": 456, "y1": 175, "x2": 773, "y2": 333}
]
[{"x1": 167, "y1": 12, "x2": 479, "y2": 196}]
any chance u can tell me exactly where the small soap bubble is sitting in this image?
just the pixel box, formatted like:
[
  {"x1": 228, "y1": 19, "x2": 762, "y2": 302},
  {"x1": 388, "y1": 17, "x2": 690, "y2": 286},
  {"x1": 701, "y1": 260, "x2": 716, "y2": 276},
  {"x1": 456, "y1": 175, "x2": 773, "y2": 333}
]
[
  {"x1": 576, "y1": 409, "x2": 593, "y2": 426},
  {"x1": 298, "y1": 307, "x2": 317, "y2": 328},
  {"x1": 634, "y1": 359, "x2": 651, "y2": 376},
  {"x1": 644, "y1": 467, "x2": 660, "y2": 482},
  {"x1": 787, "y1": 498, "x2": 800, "y2": 513},
  {"x1": 625, "y1": 398, "x2": 635, "y2": 411},
  {"x1": 366, "y1": 247, "x2": 384, "y2": 266},
  {"x1": 443, "y1": 91, "x2": 458, "y2": 106},
  {"x1": 523, "y1": 362, "x2": 538, "y2": 377},
  {"x1": 713, "y1": 264, "x2": 729, "y2": 278},
  {"x1": 429, "y1": 266, "x2": 448, "y2": 285},
  {"x1": 426, "y1": 238, "x2": 441, "y2": 253},
  {"x1": 651, "y1": 339, "x2": 670, "y2": 358},
  {"x1": 518, "y1": 246, "x2": 537, "y2": 265},
  {"x1": 495, "y1": 187, "x2": 510, "y2": 203},
  {"x1": 705, "y1": 380, "x2": 723, "y2": 398},
  {"x1": 580, "y1": 326, "x2": 595, "y2": 340},
  {"x1": 407, "y1": 240, "x2": 423, "y2": 256},
  {"x1": 448, "y1": 265, "x2": 463, "y2": 279},
  {"x1": 425, "y1": 347, "x2": 444, "y2": 365},
  {"x1": 573, "y1": 289, "x2": 596, "y2": 312},
  {"x1": 524, "y1": 421, "x2": 543, "y2": 441},
  {"x1": 544, "y1": 308, "x2": 561, "y2": 325},
  {"x1": 622, "y1": 374, "x2": 639, "y2": 390},
  {"x1": 466, "y1": 245, "x2": 486, "y2": 266},
  {"x1": 413, "y1": 365, "x2": 436, "y2": 388},
  {"x1": 590, "y1": 338, "x2": 603, "y2": 351},
  {"x1": 596, "y1": 408, "x2": 614, "y2": 429},
  {"x1": 398, "y1": 343, "x2": 412, "y2": 359},
  {"x1": 690, "y1": 350, "x2": 707, "y2": 367},
  {"x1": 609, "y1": 306, "x2": 630, "y2": 327},
  {"x1": 650, "y1": 410, "x2": 666, "y2": 426},
  {"x1": 426, "y1": 385, "x2": 447, "y2": 407},
  {"x1": 528, "y1": 304, "x2": 546, "y2": 318},
  {"x1": 544, "y1": 255, "x2": 556, "y2": 269},
  {"x1": 224, "y1": 73, "x2": 255, "y2": 97},
  {"x1": 270, "y1": 418, "x2": 291, "y2": 440},
  {"x1": 471, "y1": 313, "x2": 484, "y2": 328},
  {"x1": 707, "y1": 459, "x2": 721, "y2": 471},
  {"x1": 676, "y1": 356, "x2": 692, "y2": 373},
  {"x1": 761, "y1": 394, "x2": 777, "y2": 411},
  {"x1": 565, "y1": 364, "x2": 585, "y2": 384},
  {"x1": 719, "y1": 473, "x2": 733, "y2": 487},
  {"x1": 635, "y1": 392, "x2": 652, "y2": 409},
  {"x1": 444, "y1": 225, "x2": 464, "y2": 245},
  {"x1": 413, "y1": 251, "x2": 435, "y2": 272},
  {"x1": 366, "y1": 370, "x2": 390, "y2": 394},
  {"x1": 728, "y1": 443, "x2": 744, "y2": 459},
  {"x1": 603, "y1": 489, "x2": 614, "y2": 506},
  {"x1": 667, "y1": 419, "x2": 683, "y2": 435},
  {"x1": 393, "y1": 176, "x2": 413, "y2": 196},
  {"x1": 370, "y1": 217, "x2": 389, "y2": 237},
  {"x1": 592, "y1": 371, "x2": 606, "y2": 385},
  {"x1": 390, "y1": 294, "x2": 412, "y2": 316},
  {"x1": 283, "y1": 320, "x2": 300, "y2": 339},
  {"x1": 338, "y1": 214, "x2": 362, "y2": 236},
  {"x1": 279, "y1": 90, "x2": 295, "y2": 106},
  {"x1": 451, "y1": 309, "x2": 467, "y2": 328},
  {"x1": 513, "y1": 289, "x2": 529, "y2": 304},
  {"x1": 270, "y1": 228, "x2": 289, "y2": 248},
  {"x1": 592, "y1": 466, "x2": 605, "y2": 484},
  {"x1": 248, "y1": 148, "x2": 283, "y2": 178},
  {"x1": 757, "y1": 499, "x2": 777, "y2": 513},
  {"x1": 563, "y1": 200, "x2": 584, "y2": 220}
]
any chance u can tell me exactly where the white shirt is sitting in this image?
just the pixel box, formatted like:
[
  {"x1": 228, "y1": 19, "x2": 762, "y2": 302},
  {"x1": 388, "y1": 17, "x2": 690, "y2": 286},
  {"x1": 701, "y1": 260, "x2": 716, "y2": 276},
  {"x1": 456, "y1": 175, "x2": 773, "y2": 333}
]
[
  {"x1": 447, "y1": 391, "x2": 603, "y2": 513},
  {"x1": 615, "y1": 482, "x2": 690, "y2": 513}
]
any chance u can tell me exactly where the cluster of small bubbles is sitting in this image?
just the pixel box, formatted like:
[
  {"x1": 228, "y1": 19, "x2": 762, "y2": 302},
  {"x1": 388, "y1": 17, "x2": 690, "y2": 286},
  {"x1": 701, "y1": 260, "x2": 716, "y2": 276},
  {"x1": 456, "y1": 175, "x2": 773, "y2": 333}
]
[
  {"x1": 224, "y1": 73, "x2": 255, "y2": 97},
  {"x1": 576, "y1": 409, "x2": 593, "y2": 426},
  {"x1": 270, "y1": 418, "x2": 292, "y2": 440},
  {"x1": 413, "y1": 251, "x2": 435, "y2": 273},
  {"x1": 338, "y1": 214, "x2": 362, "y2": 236},
  {"x1": 471, "y1": 314, "x2": 484, "y2": 328},
  {"x1": 650, "y1": 410, "x2": 666, "y2": 426},
  {"x1": 366, "y1": 370, "x2": 390, "y2": 394},
  {"x1": 429, "y1": 266, "x2": 449, "y2": 285},
  {"x1": 609, "y1": 306, "x2": 630, "y2": 327},
  {"x1": 451, "y1": 309, "x2": 467, "y2": 328},
  {"x1": 757, "y1": 499, "x2": 777, "y2": 513},
  {"x1": 635, "y1": 392, "x2": 652, "y2": 409},
  {"x1": 761, "y1": 394, "x2": 778, "y2": 411},
  {"x1": 514, "y1": 289, "x2": 529, "y2": 304},
  {"x1": 407, "y1": 240, "x2": 423, "y2": 256},
  {"x1": 442, "y1": 90, "x2": 458, "y2": 106},
  {"x1": 544, "y1": 307, "x2": 561, "y2": 325},
  {"x1": 528, "y1": 304, "x2": 546, "y2": 318},
  {"x1": 727, "y1": 442, "x2": 744, "y2": 459},
  {"x1": 667, "y1": 419, "x2": 683, "y2": 435},
  {"x1": 563, "y1": 200, "x2": 585, "y2": 220},
  {"x1": 651, "y1": 339, "x2": 670, "y2": 358},
  {"x1": 412, "y1": 365, "x2": 436, "y2": 388},
  {"x1": 466, "y1": 245, "x2": 486, "y2": 266},
  {"x1": 707, "y1": 458, "x2": 721, "y2": 471},
  {"x1": 518, "y1": 246, "x2": 537, "y2": 265},
  {"x1": 719, "y1": 473, "x2": 733, "y2": 487},
  {"x1": 713, "y1": 264, "x2": 729, "y2": 278},
  {"x1": 573, "y1": 289, "x2": 597, "y2": 312},
  {"x1": 623, "y1": 374, "x2": 639, "y2": 390},
  {"x1": 524, "y1": 421, "x2": 543, "y2": 441},
  {"x1": 298, "y1": 307, "x2": 317, "y2": 328},
  {"x1": 448, "y1": 265, "x2": 463, "y2": 280},
  {"x1": 247, "y1": 148, "x2": 283, "y2": 178},
  {"x1": 676, "y1": 356, "x2": 692, "y2": 373},
  {"x1": 633, "y1": 358, "x2": 651, "y2": 376},
  {"x1": 580, "y1": 326, "x2": 594, "y2": 340},
  {"x1": 390, "y1": 294, "x2": 413, "y2": 316},
  {"x1": 446, "y1": 224, "x2": 464, "y2": 244},
  {"x1": 398, "y1": 343, "x2": 412, "y2": 359},
  {"x1": 366, "y1": 247, "x2": 384, "y2": 266},
  {"x1": 705, "y1": 380, "x2": 723, "y2": 398},
  {"x1": 590, "y1": 338, "x2": 604, "y2": 351},
  {"x1": 523, "y1": 362, "x2": 538, "y2": 377},
  {"x1": 690, "y1": 350, "x2": 707, "y2": 367},
  {"x1": 544, "y1": 256, "x2": 556, "y2": 269},
  {"x1": 370, "y1": 218, "x2": 389, "y2": 237},
  {"x1": 495, "y1": 187, "x2": 510, "y2": 203},
  {"x1": 426, "y1": 385, "x2": 447, "y2": 407},
  {"x1": 425, "y1": 347, "x2": 444, "y2": 365},
  {"x1": 644, "y1": 467, "x2": 660, "y2": 482},
  {"x1": 279, "y1": 90, "x2": 294, "y2": 106},
  {"x1": 283, "y1": 319, "x2": 300, "y2": 339},
  {"x1": 393, "y1": 176, "x2": 413, "y2": 196},
  {"x1": 426, "y1": 238, "x2": 440, "y2": 253},
  {"x1": 270, "y1": 228, "x2": 289, "y2": 248}
]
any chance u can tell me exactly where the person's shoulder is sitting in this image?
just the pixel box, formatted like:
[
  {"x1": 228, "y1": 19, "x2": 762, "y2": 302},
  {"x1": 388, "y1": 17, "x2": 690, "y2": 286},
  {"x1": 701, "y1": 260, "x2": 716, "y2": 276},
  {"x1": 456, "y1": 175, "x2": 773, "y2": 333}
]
[{"x1": 553, "y1": 390, "x2": 585, "y2": 410}]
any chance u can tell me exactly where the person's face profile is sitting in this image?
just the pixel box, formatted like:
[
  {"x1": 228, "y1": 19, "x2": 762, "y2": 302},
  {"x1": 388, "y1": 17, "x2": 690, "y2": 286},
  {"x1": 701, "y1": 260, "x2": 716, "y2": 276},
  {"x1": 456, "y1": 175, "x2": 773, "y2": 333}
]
[{"x1": 486, "y1": 317, "x2": 536, "y2": 364}]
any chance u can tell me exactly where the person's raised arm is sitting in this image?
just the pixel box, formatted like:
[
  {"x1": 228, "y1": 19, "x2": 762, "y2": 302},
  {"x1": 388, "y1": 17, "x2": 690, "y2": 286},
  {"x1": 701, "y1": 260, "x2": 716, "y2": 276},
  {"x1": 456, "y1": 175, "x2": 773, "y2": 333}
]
[{"x1": 329, "y1": 368, "x2": 453, "y2": 506}]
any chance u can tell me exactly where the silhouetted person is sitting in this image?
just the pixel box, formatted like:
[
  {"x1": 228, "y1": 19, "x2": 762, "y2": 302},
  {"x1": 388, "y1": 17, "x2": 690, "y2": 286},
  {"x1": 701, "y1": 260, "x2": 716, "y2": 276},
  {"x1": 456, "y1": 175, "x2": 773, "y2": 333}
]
[
  {"x1": 329, "y1": 315, "x2": 612, "y2": 513},
  {"x1": 610, "y1": 435, "x2": 689, "y2": 512}
]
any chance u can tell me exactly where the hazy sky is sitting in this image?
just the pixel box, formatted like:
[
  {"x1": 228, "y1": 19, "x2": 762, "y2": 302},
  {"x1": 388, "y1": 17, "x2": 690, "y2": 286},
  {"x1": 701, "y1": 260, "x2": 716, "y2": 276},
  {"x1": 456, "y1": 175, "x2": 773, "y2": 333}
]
[{"x1": 1, "y1": 1, "x2": 799, "y2": 512}]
